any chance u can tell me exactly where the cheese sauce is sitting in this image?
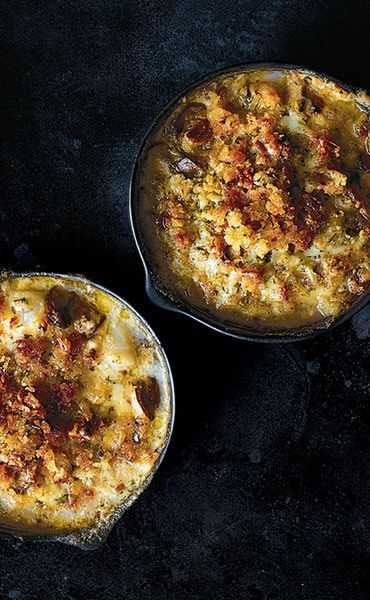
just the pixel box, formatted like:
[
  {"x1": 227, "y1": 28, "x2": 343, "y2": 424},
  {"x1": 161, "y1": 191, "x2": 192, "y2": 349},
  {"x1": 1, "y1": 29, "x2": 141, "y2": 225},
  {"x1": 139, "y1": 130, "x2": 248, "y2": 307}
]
[
  {"x1": 143, "y1": 69, "x2": 370, "y2": 327},
  {"x1": 0, "y1": 275, "x2": 172, "y2": 533}
]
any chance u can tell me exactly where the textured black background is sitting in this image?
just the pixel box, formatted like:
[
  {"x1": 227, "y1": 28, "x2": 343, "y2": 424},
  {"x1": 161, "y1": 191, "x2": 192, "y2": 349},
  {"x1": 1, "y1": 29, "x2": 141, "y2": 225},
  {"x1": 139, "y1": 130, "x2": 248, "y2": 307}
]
[{"x1": 0, "y1": 1, "x2": 369, "y2": 598}]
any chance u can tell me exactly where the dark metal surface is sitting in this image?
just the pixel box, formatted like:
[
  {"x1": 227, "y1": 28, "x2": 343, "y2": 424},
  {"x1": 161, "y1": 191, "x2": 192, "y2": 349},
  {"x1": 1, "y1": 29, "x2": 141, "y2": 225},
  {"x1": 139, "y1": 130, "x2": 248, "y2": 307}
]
[
  {"x1": 0, "y1": 272, "x2": 175, "y2": 549},
  {"x1": 0, "y1": 1, "x2": 369, "y2": 599},
  {"x1": 130, "y1": 62, "x2": 370, "y2": 342}
]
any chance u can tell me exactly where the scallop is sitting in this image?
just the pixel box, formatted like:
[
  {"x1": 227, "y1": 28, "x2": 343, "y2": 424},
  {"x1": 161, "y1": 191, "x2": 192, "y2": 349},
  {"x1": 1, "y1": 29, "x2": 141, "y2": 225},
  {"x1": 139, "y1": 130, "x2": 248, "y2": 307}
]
[
  {"x1": 100, "y1": 322, "x2": 137, "y2": 372},
  {"x1": 8, "y1": 290, "x2": 44, "y2": 334},
  {"x1": 280, "y1": 111, "x2": 312, "y2": 136},
  {"x1": 109, "y1": 383, "x2": 138, "y2": 418}
]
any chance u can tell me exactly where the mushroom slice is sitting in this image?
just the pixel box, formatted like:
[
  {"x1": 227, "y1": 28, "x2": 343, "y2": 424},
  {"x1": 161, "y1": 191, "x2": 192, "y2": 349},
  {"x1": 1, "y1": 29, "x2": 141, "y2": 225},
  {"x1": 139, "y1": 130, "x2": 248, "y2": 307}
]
[
  {"x1": 68, "y1": 295, "x2": 104, "y2": 336},
  {"x1": 134, "y1": 377, "x2": 160, "y2": 421},
  {"x1": 171, "y1": 102, "x2": 207, "y2": 135},
  {"x1": 45, "y1": 286, "x2": 71, "y2": 328},
  {"x1": 176, "y1": 157, "x2": 202, "y2": 178},
  {"x1": 45, "y1": 286, "x2": 104, "y2": 336}
]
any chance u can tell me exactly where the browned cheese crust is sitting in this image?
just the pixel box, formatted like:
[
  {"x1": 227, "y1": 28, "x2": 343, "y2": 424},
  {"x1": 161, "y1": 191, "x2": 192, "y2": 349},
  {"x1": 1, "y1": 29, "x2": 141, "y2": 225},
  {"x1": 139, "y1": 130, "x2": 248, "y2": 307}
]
[
  {"x1": 144, "y1": 70, "x2": 370, "y2": 327},
  {"x1": 0, "y1": 277, "x2": 170, "y2": 532}
]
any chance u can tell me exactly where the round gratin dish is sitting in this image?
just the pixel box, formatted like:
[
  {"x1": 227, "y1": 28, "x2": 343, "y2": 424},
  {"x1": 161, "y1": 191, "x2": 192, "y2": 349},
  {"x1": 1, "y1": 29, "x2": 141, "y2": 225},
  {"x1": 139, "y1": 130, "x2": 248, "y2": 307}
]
[
  {"x1": 130, "y1": 63, "x2": 370, "y2": 341},
  {"x1": 0, "y1": 272, "x2": 174, "y2": 548}
]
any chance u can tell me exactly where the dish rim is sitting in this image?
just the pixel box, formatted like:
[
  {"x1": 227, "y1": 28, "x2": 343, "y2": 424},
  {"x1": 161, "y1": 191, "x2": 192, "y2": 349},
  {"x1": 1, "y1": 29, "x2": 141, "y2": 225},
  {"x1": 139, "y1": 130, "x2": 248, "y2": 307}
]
[
  {"x1": 0, "y1": 270, "x2": 175, "y2": 549},
  {"x1": 129, "y1": 61, "x2": 370, "y2": 342}
]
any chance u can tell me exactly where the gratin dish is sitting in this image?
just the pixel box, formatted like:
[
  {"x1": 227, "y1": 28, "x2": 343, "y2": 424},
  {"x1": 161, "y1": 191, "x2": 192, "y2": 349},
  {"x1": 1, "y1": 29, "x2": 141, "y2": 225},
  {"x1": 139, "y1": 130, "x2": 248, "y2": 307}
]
[
  {"x1": 130, "y1": 63, "x2": 370, "y2": 341},
  {"x1": 0, "y1": 272, "x2": 175, "y2": 549}
]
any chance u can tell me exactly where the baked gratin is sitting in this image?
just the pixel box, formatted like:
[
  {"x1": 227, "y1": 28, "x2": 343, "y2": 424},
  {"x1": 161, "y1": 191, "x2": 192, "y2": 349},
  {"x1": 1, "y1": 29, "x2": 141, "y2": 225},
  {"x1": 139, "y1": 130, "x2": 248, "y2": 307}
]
[
  {"x1": 140, "y1": 68, "x2": 370, "y2": 328},
  {"x1": 0, "y1": 274, "x2": 172, "y2": 536}
]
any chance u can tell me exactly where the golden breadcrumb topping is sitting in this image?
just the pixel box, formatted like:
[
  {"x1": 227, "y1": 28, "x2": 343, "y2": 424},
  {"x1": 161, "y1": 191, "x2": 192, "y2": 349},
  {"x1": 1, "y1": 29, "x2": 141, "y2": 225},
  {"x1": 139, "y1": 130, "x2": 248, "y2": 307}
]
[
  {"x1": 0, "y1": 276, "x2": 171, "y2": 533},
  {"x1": 142, "y1": 69, "x2": 370, "y2": 327}
]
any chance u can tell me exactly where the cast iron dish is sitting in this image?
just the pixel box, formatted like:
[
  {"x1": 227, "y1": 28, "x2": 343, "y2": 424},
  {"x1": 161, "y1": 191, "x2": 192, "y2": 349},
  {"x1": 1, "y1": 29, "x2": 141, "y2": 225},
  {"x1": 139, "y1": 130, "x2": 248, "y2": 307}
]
[
  {"x1": 0, "y1": 272, "x2": 174, "y2": 548},
  {"x1": 130, "y1": 63, "x2": 370, "y2": 341}
]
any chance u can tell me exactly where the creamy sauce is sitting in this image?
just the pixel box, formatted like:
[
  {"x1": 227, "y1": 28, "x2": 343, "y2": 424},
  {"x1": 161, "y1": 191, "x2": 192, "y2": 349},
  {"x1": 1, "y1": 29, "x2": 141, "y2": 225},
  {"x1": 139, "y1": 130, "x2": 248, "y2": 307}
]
[
  {"x1": 140, "y1": 69, "x2": 370, "y2": 328},
  {"x1": 0, "y1": 275, "x2": 172, "y2": 533}
]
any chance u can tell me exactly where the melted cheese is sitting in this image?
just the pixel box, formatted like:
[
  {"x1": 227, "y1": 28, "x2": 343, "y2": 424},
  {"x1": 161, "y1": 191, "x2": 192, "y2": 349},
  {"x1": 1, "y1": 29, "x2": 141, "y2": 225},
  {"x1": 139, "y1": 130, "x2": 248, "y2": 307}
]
[
  {"x1": 142, "y1": 68, "x2": 370, "y2": 328},
  {"x1": 0, "y1": 275, "x2": 172, "y2": 534}
]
